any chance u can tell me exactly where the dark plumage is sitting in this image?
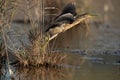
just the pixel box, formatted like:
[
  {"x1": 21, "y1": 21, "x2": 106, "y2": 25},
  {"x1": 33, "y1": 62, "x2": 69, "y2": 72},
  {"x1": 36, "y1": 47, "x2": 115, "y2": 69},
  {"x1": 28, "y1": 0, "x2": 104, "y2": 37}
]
[
  {"x1": 54, "y1": 3, "x2": 77, "y2": 22},
  {"x1": 45, "y1": 22, "x2": 63, "y2": 32},
  {"x1": 45, "y1": 3, "x2": 77, "y2": 32},
  {"x1": 59, "y1": 3, "x2": 77, "y2": 16},
  {"x1": 55, "y1": 13, "x2": 74, "y2": 23}
]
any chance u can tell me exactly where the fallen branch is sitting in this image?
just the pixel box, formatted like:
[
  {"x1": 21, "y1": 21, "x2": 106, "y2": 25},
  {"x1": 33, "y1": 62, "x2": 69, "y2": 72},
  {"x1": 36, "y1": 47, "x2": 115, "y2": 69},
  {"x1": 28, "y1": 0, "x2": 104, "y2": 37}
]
[{"x1": 46, "y1": 14, "x2": 94, "y2": 41}]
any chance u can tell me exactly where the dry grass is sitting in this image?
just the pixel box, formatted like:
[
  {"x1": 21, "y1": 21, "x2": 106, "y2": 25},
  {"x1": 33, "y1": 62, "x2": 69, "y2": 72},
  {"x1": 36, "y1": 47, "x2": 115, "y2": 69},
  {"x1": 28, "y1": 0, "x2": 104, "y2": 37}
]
[
  {"x1": 0, "y1": 0, "x2": 91, "y2": 68},
  {"x1": 12, "y1": 26, "x2": 66, "y2": 67},
  {"x1": 0, "y1": 42, "x2": 6, "y2": 67},
  {"x1": 2, "y1": 0, "x2": 67, "y2": 67},
  {"x1": 0, "y1": 0, "x2": 16, "y2": 64}
]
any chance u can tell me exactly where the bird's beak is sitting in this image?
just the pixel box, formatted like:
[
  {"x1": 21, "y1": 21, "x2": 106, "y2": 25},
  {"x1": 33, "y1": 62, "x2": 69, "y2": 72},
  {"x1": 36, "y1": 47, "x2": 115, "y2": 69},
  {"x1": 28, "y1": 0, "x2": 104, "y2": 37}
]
[{"x1": 77, "y1": 13, "x2": 97, "y2": 18}]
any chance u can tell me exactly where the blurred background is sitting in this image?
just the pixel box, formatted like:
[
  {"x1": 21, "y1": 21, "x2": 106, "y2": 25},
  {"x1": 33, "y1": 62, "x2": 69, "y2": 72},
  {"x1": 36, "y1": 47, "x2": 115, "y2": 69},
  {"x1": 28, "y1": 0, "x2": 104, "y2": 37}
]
[
  {"x1": 44, "y1": 0, "x2": 120, "y2": 51},
  {"x1": 12, "y1": 0, "x2": 120, "y2": 51}
]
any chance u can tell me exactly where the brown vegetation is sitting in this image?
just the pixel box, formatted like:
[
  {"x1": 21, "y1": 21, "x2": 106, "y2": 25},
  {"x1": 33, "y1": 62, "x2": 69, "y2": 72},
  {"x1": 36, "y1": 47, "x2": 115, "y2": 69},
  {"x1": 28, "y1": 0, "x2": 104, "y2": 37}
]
[
  {"x1": 0, "y1": 0, "x2": 92, "y2": 68},
  {"x1": 0, "y1": 0, "x2": 67, "y2": 67}
]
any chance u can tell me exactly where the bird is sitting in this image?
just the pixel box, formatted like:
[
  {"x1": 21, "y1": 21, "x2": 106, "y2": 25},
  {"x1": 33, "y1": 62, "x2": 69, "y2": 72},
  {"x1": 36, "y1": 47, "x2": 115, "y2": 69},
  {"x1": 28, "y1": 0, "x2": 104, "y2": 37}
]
[
  {"x1": 45, "y1": 3, "x2": 77, "y2": 34},
  {"x1": 55, "y1": 3, "x2": 77, "y2": 18}
]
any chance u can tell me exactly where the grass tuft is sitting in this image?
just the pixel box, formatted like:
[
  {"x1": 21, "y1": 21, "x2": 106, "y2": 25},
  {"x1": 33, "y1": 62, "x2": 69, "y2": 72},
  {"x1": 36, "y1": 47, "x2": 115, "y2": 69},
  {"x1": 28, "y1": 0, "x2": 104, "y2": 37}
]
[
  {"x1": 0, "y1": 0, "x2": 67, "y2": 68},
  {"x1": 12, "y1": 26, "x2": 66, "y2": 67}
]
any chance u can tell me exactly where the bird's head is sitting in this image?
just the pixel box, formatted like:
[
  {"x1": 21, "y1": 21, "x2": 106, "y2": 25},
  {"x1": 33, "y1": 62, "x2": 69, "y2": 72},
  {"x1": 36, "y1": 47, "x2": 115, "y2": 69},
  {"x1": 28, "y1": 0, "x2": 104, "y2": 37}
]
[{"x1": 61, "y1": 3, "x2": 77, "y2": 16}]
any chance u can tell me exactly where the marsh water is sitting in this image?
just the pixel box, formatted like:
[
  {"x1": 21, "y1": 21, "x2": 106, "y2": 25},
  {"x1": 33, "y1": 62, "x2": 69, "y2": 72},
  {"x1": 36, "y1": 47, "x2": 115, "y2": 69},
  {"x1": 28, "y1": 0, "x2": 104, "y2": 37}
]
[
  {"x1": 1, "y1": 51, "x2": 120, "y2": 80},
  {"x1": 0, "y1": 0, "x2": 120, "y2": 80}
]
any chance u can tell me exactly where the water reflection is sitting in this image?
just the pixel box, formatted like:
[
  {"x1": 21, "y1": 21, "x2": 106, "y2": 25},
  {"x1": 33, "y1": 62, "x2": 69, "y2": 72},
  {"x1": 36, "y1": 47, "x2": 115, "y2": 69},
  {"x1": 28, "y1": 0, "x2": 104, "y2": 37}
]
[
  {"x1": 0, "y1": 51, "x2": 120, "y2": 80},
  {"x1": 13, "y1": 67, "x2": 66, "y2": 80}
]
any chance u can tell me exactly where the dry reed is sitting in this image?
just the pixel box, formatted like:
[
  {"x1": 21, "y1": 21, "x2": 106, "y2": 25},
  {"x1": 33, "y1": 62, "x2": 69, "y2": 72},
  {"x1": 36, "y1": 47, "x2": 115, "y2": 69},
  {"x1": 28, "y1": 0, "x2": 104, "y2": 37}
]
[
  {"x1": 12, "y1": 26, "x2": 66, "y2": 67},
  {"x1": 0, "y1": 0, "x2": 92, "y2": 68},
  {"x1": 8, "y1": 0, "x2": 67, "y2": 67}
]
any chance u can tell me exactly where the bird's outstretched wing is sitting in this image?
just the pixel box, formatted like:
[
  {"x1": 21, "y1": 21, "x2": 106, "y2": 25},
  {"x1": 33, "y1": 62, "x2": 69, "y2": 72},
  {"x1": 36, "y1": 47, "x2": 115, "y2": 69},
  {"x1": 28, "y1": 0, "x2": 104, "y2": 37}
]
[{"x1": 54, "y1": 13, "x2": 75, "y2": 23}]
